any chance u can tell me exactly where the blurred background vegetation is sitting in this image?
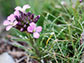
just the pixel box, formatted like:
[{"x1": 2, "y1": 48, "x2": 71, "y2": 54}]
[
  {"x1": 0, "y1": 0, "x2": 53, "y2": 17},
  {"x1": 0, "y1": 0, "x2": 70, "y2": 18},
  {"x1": 0, "y1": 0, "x2": 78, "y2": 19}
]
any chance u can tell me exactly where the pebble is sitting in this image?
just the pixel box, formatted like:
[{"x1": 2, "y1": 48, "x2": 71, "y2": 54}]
[{"x1": 0, "y1": 52, "x2": 15, "y2": 63}]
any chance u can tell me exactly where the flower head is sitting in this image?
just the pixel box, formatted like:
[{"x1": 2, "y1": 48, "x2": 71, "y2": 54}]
[
  {"x1": 27, "y1": 22, "x2": 42, "y2": 38},
  {"x1": 3, "y1": 4, "x2": 41, "y2": 34}
]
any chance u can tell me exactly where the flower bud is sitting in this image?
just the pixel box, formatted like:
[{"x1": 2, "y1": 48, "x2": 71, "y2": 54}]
[
  {"x1": 30, "y1": 14, "x2": 34, "y2": 19},
  {"x1": 27, "y1": 12, "x2": 31, "y2": 16},
  {"x1": 28, "y1": 17, "x2": 32, "y2": 23},
  {"x1": 20, "y1": 11, "x2": 24, "y2": 17},
  {"x1": 20, "y1": 28, "x2": 24, "y2": 32},
  {"x1": 33, "y1": 15, "x2": 40, "y2": 23},
  {"x1": 37, "y1": 15, "x2": 40, "y2": 19},
  {"x1": 24, "y1": 24, "x2": 27, "y2": 28},
  {"x1": 15, "y1": 16, "x2": 19, "y2": 21}
]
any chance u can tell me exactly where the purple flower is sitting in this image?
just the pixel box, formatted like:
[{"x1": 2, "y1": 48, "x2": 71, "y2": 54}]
[
  {"x1": 3, "y1": 14, "x2": 18, "y2": 31},
  {"x1": 15, "y1": 4, "x2": 31, "y2": 13},
  {"x1": 27, "y1": 22, "x2": 42, "y2": 38},
  {"x1": 33, "y1": 15, "x2": 40, "y2": 23}
]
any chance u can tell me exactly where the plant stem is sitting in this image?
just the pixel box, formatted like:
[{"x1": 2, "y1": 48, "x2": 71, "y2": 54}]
[{"x1": 27, "y1": 33, "x2": 41, "y2": 62}]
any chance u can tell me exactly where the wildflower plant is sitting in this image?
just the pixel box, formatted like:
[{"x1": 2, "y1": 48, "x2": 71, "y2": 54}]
[{"x1": 3, "y1": 4, "x2": 43, "y2": 62}]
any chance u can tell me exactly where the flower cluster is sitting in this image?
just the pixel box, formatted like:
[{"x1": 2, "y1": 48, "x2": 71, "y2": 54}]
[{"x1": 3, "y1": 4, "x2": 42, "y2": 38}]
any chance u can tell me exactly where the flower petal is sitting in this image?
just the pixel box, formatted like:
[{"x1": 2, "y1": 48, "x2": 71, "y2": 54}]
[
  {"x1": 36, "y1": 26, "x2": 42, "y2": 32},
  {"x1": 30, "y1": 22, "x2": 36, "y2": 29},
  {"x1": 27, "y1": 26, "x2": 34, "y2": 32},
  {"x1": 15, "y1": 6, "x2": 22, "y2": 11},
  {"x1": 33, "y1": 32, "x2": 40, "y2": 38},
  {"x1": 6, "y1": 25, "x2": 12, "y2": 31},
  {"x1": 13, "y1": 21, "x2": 18, "y2": 26},
  {"x1": 7, "y1": 14, "x2": 15, "y2": 21},
  {"x1": 14, "y1": 10, "x2": 20, "y2": 17},
  {"x1": 3, "y1": 20, "x2": 10, "y2": 26},
  {"x1": 23, "y1": 4, "x2": 31, "y2": 11}
]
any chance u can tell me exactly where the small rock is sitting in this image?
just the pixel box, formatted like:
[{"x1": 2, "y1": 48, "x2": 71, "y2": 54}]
[{"x1": 0, "y1": 52, "x2": 15, "y2": 63}]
